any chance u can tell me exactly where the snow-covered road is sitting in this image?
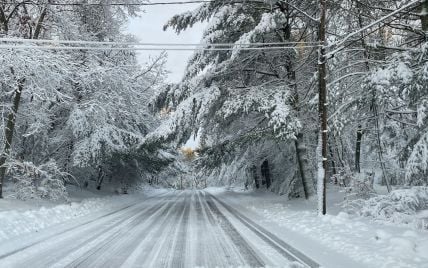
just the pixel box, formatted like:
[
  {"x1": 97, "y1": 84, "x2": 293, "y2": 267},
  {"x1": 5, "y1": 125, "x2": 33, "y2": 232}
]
[{"x1": 0, "y1": 190, "x2": 318, "y2": 268}]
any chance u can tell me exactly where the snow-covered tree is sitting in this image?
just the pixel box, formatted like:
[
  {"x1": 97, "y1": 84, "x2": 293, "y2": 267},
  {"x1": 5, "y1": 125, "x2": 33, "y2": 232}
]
[
  {"x1": 326, "y1": 0, "x2": 428, "y2": 190},
  {"x1": 0, "y1": 0, "x2": 168, "y2": 198},
  {"x1": 148, "y1": 0, "x2": 322, "y2": 197}
]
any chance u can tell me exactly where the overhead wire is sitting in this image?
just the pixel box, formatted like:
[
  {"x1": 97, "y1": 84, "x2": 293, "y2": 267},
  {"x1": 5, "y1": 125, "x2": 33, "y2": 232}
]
[
  {"x1": 0, "y1": 44, "x2": 321, "y2": 51},
  {"x1": 0, "y1": 0, "x2": 322, "y2": 51},
  {"x1": 0, "y1": 37, "x2": 323, "y2": 47},
  {"x1": 0, "y1": 37, "x2": 323, "y2": 51},
  {"x1": 0, "y1": 0, "x2": 265, "y2": 6},
  {"x1": 0, "y1": 0, "x2": 419, "y2": 53}
]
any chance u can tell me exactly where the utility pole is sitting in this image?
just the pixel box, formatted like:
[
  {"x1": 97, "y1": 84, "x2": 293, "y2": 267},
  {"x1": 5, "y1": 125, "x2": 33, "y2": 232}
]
[{"x1": 318, "y1": 0, "x2": 328, "y2": 215}]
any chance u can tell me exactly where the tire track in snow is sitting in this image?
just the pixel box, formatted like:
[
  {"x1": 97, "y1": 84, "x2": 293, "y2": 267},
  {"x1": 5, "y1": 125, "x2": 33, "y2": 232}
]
[
  {"x1": 204, "y1": 193, "x2": 265, "y2": 267},
  {"x1": 0, "y1": 191, "x2": 169, "y2": 260},
  {"x1": 1, "y1": 190, "x2": 320, "y2": 268},
  {"x1": 58, "y1": 200, "x2": 169, "y2": 267},
  {"x1": 207, "y1": 192, "x2": 320, "y2": 268},
  {"x1": 196, "y1": 190, "x2": 247, "y2": 266},
  {"x1": 197, "y1": 190, "x2": 245, "y2": 266},
  {"x1": 142, "y1": 192, "x2": 188, "y2": 267},
  {"x1": 121, "y1": 193, "x2": 185, "y2": 267},
  {"x1": 170, "y1": 190, "x2": 191, "y2": 267},
  {"x1": 194, "y1": 191, "x2": 207, "y2": 266},
  {"x1": 104, "y1": 193, "x2": 183, "y2": 267},
  {"x1": 63, "y1": 193, "x2": 180, "y2": 267},
  {"x1": 59, "y1": 195, "x2": 174, "y2": 265},
  {"x1": 0, "y1": 203, "x2": 137, "y2": 260},
  {"x1": 0, "y1": 193, "x2": 171, "y2": 267}
]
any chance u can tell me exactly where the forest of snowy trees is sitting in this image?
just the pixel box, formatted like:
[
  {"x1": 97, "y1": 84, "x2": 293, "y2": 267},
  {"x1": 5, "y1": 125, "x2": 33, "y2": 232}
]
[
  {"x1": 0, "y1": 0, "x2": 427, "y2": 218},
  {"x1": 0, "y1": 0, "x2": 171, "y2": 200},
  {"x1": 150, "y1": 0, "x2": 428, "y2": 214}
]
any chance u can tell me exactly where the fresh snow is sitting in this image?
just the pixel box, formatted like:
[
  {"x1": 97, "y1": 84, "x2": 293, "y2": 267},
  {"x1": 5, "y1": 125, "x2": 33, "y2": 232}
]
[
  {"x1": 0, "y1": 185, "x2": 169, "y2": 243},
  {"x1": 210, "y1": 187, "x2": 428, "y2": 268},
  {"x1": 0, "y1": 187, "x2": 427, "y2": 267},
  {"x1": 0, "y1": 189, "x2": 311, "y2": 267}
]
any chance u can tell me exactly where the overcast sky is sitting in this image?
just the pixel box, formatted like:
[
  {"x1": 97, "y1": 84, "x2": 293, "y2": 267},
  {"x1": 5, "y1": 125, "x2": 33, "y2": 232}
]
[{"x1": 127, "y1": 4, "x2": 206, "y2": 83}]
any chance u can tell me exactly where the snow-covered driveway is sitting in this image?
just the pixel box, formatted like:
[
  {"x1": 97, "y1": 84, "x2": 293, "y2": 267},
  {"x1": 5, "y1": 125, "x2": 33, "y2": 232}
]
[{"x1": 0, "y1": 190, "x2": 318, "y2": 268}]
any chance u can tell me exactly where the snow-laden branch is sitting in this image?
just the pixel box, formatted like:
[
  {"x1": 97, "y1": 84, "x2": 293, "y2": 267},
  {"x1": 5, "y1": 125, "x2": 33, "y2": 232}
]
[
  {"x1": 287, "y1": 2, "x2": 319, "y2": 23},
  {"x1": 327, "y1": 72, "x2": 367, "y2": 87},
  {"x1": 327, "y1": 0, "x2": 420, "y2": 57}
]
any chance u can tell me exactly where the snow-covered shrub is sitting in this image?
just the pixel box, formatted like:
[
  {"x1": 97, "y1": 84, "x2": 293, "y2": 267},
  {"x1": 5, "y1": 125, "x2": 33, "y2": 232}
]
[
  {"x1": 7, "y1": 160, "x2": 71, "y2": 201},
  {"x1": 346, "y1": 187, "x2": 428, "y2": 229},
  {"x1": 335, "y1": 168, "x2": 376, "y2": 201},
  {"x1": 332, "y1": 166, "x2": 354, "y2": 187},
  {"x1": 345, "y1": 171, "x2": 376, "y2": 199}
]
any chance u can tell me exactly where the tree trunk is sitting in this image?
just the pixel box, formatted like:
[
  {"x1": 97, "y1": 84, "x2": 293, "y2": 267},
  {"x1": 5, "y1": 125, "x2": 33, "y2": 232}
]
[
  {"x1": 261, "y1": 160, "x2": 271, "y2": 189},
  {"x1": 33, "y1": 5, "x2": 48, "y2": 39},
  {"x1": 329, "y1": 147, "x2": 337, "y2": 177},
  {"x1": 283, "y1": 17, "x2": 316, "y2": 199},
  {"x1": 332, "y1": 135, "x2": 346, "y2": 169},
  {"x1": 0, "y1": 80, "x2": 24, "y2": 198},
  {"x1": 64, "y1": 141, "x2": 74, "y2": 172},
  {"x1": 295, "y1": 133, "x2": 315, "y2": 199},
  {"x1": 0, "y1": 7, "x2": 8, "y2": 33},
  {"x1": 373, "y1": 104, "x2": 392, "y2": 192},
  {"x1": 422, "y1": 0, "x2": 428, "y2": 32},
  {"x1": 96, "y1": 165, "x2": 104, "y2": 190},
  {"x1": 318, "y1": 0, "x2": 328, "y2": 215},
  {"x1": 355, "y1": 125, "x2": 363, "y2": 173},
  {"x1": 252, "y1": 165, "x2": 259, "y2": 189}
]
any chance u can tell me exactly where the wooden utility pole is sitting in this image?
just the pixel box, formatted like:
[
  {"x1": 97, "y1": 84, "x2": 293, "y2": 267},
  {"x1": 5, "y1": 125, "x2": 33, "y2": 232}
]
[{"x1": 318, "y1": 0, "x2": 328, "y2": 215}]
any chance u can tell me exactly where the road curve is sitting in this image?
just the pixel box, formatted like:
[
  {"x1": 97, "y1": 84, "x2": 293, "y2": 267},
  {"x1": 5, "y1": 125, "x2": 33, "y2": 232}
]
[{"x1": 0, "y1": 190, "x2": 319, "y2": 268}]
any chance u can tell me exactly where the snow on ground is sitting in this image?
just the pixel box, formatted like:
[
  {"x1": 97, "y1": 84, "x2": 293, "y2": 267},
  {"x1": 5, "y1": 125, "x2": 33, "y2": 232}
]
[
  {"x1": 1, "y1": 184, "x2": 427, "y2": 267},
  {"x1": 0, "y1": 185, "x2": 170, "y2": 242},
  {"x1": 209, "y1": 186, "x2": 428, "y2": 268},
  {"x1": 0, "y1": 190, "x2": 315, "y2": 268}
]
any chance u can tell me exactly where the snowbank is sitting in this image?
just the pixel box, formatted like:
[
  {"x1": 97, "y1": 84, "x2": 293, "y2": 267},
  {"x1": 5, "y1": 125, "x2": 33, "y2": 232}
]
[
  {"x1": 0, "y1": 195, "x2": 138, "y2": 242},
  {"x1": 254, "y1": 203, "x2": 428, "y2": 268},
  {"x1": 0, "y1": 186, "x2": 170, "y2": 242},
  {"x1": 213, "y1": 187, "x2": 428, "y2": 268}
]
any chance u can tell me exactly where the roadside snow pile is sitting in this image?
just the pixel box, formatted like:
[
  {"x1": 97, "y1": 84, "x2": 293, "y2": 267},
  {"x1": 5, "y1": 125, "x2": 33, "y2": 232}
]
[
  {"x1": 347, "y1": 187, "x2": 428, "y2": 229},
  {"x1": 375, "y1": 229, "x2": 428, "y2": 261},
  {"x1": 253, "y1": 204, "x2": 428, "y2": 268},
  {"x1": 0, "y1": 195, "x2": 138, "y2": 242}
]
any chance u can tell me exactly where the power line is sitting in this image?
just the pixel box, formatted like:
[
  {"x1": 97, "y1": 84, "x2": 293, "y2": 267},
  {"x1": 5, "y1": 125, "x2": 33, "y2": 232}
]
[
  {"x1": 0, "y1": 37, "x2": 323, "y2": 47},
  {"x1": 0, "y1": 0, "x2": 264, "y2": 6},
  {"x1": 0, "y1": 44, "x2": 320, "y2": 51}
]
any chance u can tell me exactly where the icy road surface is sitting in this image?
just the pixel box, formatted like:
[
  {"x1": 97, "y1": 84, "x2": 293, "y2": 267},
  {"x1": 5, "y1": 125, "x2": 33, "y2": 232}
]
[{"x1": 0, "y1": 190, "x2": 319, "y2": 268}]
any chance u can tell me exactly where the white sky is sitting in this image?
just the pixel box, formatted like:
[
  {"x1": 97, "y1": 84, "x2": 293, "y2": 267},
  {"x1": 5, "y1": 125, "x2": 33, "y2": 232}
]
[{"x1": 126, "y1": 4, "x2": 206, "y2": 83}]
